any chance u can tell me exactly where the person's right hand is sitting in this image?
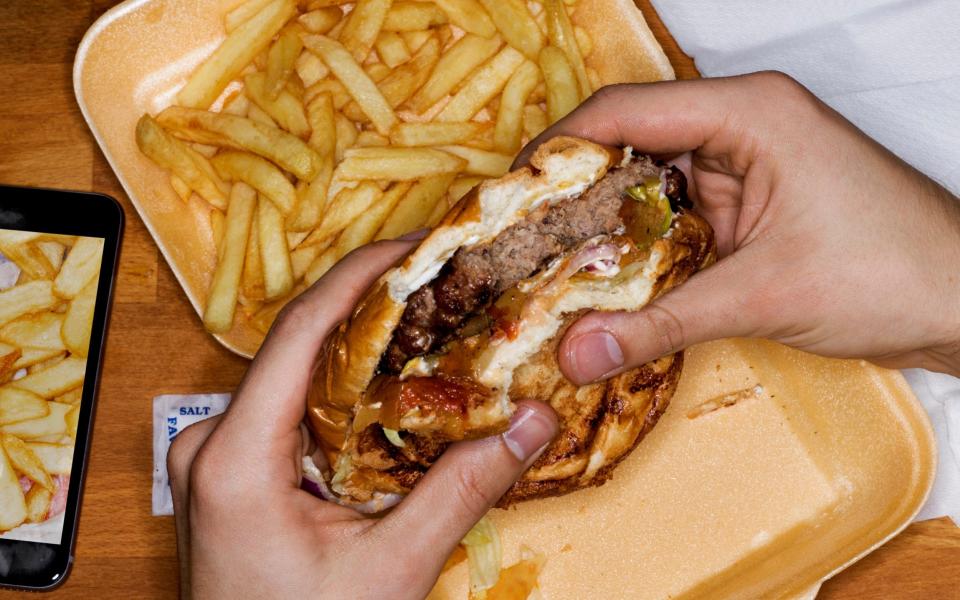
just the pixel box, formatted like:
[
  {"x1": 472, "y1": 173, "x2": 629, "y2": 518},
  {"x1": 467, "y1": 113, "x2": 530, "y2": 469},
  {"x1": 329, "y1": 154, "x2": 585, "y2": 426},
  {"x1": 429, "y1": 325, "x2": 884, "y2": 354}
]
[{"x1": 516, "y1": 71, "x2": 960, "y2": 382}]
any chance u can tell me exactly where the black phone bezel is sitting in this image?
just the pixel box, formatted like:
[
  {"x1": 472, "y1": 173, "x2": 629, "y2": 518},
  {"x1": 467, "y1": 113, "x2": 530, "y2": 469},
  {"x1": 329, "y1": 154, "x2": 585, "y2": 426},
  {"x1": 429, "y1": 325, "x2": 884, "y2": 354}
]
[{"x1": 0, "y1": 185, "x2": 123, "y2": 592}]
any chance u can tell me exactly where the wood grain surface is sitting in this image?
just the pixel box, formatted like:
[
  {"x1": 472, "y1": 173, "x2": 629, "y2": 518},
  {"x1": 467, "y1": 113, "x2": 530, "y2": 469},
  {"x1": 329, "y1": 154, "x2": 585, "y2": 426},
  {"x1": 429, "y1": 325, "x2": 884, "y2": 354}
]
[{"x1": 0, "y1": 1, "x2": 957, "y2": 597}]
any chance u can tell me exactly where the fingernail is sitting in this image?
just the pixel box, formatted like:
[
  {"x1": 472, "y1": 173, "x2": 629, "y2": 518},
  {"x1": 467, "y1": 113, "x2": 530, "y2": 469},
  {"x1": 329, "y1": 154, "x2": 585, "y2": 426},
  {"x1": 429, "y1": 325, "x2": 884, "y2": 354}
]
[
  {"x1": 567, "y1": 331, "x2": 624, "y2": 384},
  {"x1": 395, "y1": 228, "x2": 430, "y2": 241},
  {"x1": 502, "y1": 405, "x2": 556, "y2": 461}
]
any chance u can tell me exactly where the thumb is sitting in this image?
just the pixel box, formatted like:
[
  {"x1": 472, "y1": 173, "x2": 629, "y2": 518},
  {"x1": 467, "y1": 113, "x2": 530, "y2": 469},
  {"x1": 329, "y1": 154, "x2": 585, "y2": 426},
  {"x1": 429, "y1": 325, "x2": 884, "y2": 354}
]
[
  {"x1": 559, "y1": 252, "x2": 767, "y2": 385},
  {"x1": 379, "y1": 401, "x2": 557, "y2": 569}
]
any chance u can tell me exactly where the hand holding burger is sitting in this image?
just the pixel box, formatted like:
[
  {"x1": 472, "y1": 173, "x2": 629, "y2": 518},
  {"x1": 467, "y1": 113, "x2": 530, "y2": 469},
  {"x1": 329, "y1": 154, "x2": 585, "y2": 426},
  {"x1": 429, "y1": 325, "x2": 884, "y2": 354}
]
[
  {"x1": 165, "y1": 240, "x2": 558, "y2": 600},
  {"x1": 528, "y1": 72, "x2": 960, "y2": 383}
]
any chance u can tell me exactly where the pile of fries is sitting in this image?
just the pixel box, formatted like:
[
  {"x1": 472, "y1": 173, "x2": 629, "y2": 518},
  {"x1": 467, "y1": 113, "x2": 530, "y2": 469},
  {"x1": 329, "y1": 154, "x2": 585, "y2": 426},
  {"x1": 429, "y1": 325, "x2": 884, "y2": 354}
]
[
  {"x1": 0, "y1": 232, "x2": 102, "y2": 534},
  {"x1": 136, "y1": 0, "x2": 596, "y2": 341}
]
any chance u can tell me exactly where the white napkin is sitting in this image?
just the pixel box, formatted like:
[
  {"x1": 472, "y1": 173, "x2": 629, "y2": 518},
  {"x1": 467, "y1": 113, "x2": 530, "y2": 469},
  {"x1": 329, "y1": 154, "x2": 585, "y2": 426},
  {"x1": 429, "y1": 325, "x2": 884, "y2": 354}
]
[{"x1": 650, "y1": 0, "x2": 960, "y2": 524}]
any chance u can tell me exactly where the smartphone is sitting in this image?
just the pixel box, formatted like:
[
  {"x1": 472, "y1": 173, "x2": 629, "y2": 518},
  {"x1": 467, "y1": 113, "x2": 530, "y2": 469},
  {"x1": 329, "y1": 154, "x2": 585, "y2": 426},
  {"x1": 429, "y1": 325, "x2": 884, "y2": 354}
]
[{"x1": 0, "y1": 185, "x2": 122, "y2": 591}]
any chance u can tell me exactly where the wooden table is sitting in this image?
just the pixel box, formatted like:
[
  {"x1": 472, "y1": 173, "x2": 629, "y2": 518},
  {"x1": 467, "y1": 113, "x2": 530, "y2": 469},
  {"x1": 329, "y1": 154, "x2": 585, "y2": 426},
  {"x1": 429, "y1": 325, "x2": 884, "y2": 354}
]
[{"x1": 0, "y1": 1, "x2": 958, "y2": 597}]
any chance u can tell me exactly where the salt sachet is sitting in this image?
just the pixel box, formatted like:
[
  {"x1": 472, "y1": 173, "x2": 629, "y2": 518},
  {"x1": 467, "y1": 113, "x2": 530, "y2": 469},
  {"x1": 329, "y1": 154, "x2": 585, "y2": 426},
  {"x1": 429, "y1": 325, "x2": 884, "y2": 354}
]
[{"x1": 152, "y1": 393, "x2": 230, "y2": 516}]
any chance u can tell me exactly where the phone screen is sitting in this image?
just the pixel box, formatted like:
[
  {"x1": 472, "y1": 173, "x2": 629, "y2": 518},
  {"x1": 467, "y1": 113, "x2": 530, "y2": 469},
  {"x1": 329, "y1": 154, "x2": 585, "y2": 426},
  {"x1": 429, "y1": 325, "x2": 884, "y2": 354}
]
[
  {"x1": 0, "y1": 230, "x2": 104, "y2": 545},
  {"x1": 0, "y1": 186, "x2": 122, "y2": 590}
]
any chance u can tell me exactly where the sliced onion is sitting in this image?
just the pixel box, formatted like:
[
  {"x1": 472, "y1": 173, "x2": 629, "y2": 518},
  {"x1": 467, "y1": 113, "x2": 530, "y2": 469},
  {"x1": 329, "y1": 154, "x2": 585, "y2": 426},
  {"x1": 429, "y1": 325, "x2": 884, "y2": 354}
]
[
  {"x1": 558, "y1": 242, "x2": 621, "y2": 282},
  {"x1": 300, "y1": 455, "x2": 404, "y2": 514}
]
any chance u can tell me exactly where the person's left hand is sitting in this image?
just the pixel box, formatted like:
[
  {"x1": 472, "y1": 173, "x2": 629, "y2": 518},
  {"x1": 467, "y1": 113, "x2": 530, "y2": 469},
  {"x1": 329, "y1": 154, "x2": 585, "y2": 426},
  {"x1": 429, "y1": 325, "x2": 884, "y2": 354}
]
[{"x1": 166, "y1": 239, "x2": 558, "y2": 600}]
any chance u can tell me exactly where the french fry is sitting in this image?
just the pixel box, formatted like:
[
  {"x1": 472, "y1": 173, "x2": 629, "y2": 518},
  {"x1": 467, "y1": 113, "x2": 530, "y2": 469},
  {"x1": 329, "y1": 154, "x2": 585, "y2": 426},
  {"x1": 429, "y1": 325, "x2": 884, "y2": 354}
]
[
  {"x1": 249, "y1": 284, "x2": 306, "y2": 332},
  {"x1": 247, "y1": 102, "x2": 279, "y2": 128},
  {"x1": 338, "y1": 147, "x2": 465, "y2": 180},
  {"x1": 212, "y1": 151, "x2": 297, "y2": 215},
  {"x1": 203, "y1": 183, "x2": 256, "y2": 333},
  {"x1": 311, "y1": 181, "x2": 383, "y2": 242},
  {"x1": 14, "y1": 349, "x2": 63, "y2": 373},
  {"x1": 303, "y1": 78, "x2": 351, "y2": 109},
  {"x1": 373, "y1": 39, "x2": 439, "y2": 107},
  {"x1": 257, "y1": 196, "x2": 295, "y2": 300},
  {"x1": 574, "y1": 26, "x2": 592, "y2": 58},
  {"x1": 334, "y1": 182, "x2": 412, "y2": 256},
  {"x1": 286, "y1": 230, "x2": 309, "y2": 250},
  {"x1": 9, "y1": 358, "x2": 85, "y2": 399},
  {"x1": 287, "y1": 94, "x2": 336, "y2": 231},
  {"x1": 437, "y1": 46, "x2": 525, "y2": 121},
  {"x1": 222, "y1": 90, "x2": 251, "y2": 116},
  {"x1": 389, "y1": 121, "x2": 487, "y2": 147},
  {"x1": 224, "y1": 0, "x2": 273, "y2": 32},
  {"x1": 0, "y1": 343, "x2": 20, "y2": 378},
  {"x1": 539, "y1": 45, "x2": 579, "y2": 123},
  {"x1": 290, "y1": 243, "x2": 322, "y2": 280},
  {"x1": 433, "y1": 0, "x2": 496, "y2": 37},
  {"x1": 61, "y1": 279, "x2": 98, "y2": 357},
  {"x1": 0, "y1": 281, "x2": 57, "y2": 327},
  {"x1": 374, "y1": 31, "x2": 411, "y2": 68},
  {"x1": 439, "y1": 145, "x2": 513, "y2": 177},
  {"x1": 477, "y1": 0, "x2": 544, "y2": 60},
  {"x1": 0, "y1": 312, "x2": 65, "y2": 352},
  {"x1": 170, "y1": 174, "x2": 192, "y2": 202},
  {"x1": 2, "y1": 434, "x2": 53, "y2": 492},
  {"x1": 55, "y1": 387, "x2": 82, "y2": 406},
  {"x1": 334, "y1": 112, "x2": 359, "y2": 161},
  {"x1": 66, "y1": 405, "x2": 79, "y2": 440},
  {"x1": 192, "y1": 143, "x2": 220, "y2": 158},
  {"x1": 383, "y1": 2, "x2": 448, "y2": 31},
  {"x1": 376, "y1": 173, "x2": 456, "y2": 239},
  {"x1": 426, "y1": 194, "x2": 451, "y2": 227},
  {"x1": 302, "y1": 35, "x2": 398, "y2": 135},
  {"x1": 25, "y1": 485, "x2": 52, "y2": 523},
  {"x1": 0, "y1": 388, "x2": 48, "y2": 426},
  {"x1": 135, "y1": 115, "x2": 229, "y2": 210},
  {"x1": 178, "y1": 0, "x2": 296, "y2": 108},
  {"x1": 363, "y1": 63, "x2": 392, "y2": 85},
  {"x1": 156, "y1": 107, "x2": 323, "y2": 180},
  {"x1": 27, "y1": 353, "x2": 65, "y2": 376},
  {"x1": 340, "y1": 0, "x2": 391, "y2": 62},
  {"x1": 447, "y1": 175, "x2": 485, "y2": 204},
  {"x1": 295, "y1": 50, "x2": 330, "y2": 87},
  {"x1": 399, "y1": 30, "x2": 433, "y2": 53},
  {"x1": 25, "y1": 443, "x2": 73, "y2": 475},
  {"x1": 0, "y1": 232, "x2": 55, "y2": 280},
  {"x1": 242, "y1": 211, "x2": 266, "y2": 301},
  {"x1": 264, "y1": 26, "x2": 304, "y2": 99},
  {"x1": 303, "y1": 0, "x2": 353, "y2": 7},
  {"x1": 355, "y1": 131, "x2": 390, "y2": 146},
  {"x1": 55, "y1": 237, "x2": 104, "y2": 301},
  {"x1": 436, "y1": 22, "x2": 455, "y2": 48},
  {"x1": 523, "y1": 103, "x2": 548, "y2": 139},
  {"x1": 409, "y1": 34, "x2": 501, "y2": 114},
  {"x1": 0, "y1": 445, "x2": 27, "y2": 531},
  {"x1": 544, "y1": 0, "x2": 591, "y2": 99},
  {"x1": 243, "y1": 72, "x2": 311, "y2": 138},
  {"x1": 303, "y1": 245, "x2": 339, "y2": 285},
  {"x1": 298, "y1": 7, "x2": 343, "y2": 34},
  {"x1": 211, "y1": 208, "x2": 226, "y2": 258},
  {"x1": 493, "y1": 60, "x2": 540, "y2": 153},
  {"x1": 342, "y1": 37, "x2": 439, "y2": 120},
  {"x1": 0, "y1": 402, "x2": 72, "y2": 439}
]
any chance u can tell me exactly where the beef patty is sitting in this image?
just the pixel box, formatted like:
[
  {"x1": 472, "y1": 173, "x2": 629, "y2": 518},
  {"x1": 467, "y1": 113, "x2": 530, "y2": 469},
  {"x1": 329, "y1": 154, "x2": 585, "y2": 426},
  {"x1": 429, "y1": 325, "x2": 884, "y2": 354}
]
[{"x1": 381, "y1": 157, "x2": 687, "y2": 374}]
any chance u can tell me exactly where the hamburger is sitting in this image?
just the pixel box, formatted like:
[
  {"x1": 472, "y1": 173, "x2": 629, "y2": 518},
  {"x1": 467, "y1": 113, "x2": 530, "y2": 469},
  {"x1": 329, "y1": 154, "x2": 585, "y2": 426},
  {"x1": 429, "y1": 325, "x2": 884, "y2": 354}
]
[{"x1": 303, "y1": 137, "x2": 715, "y2": 512}]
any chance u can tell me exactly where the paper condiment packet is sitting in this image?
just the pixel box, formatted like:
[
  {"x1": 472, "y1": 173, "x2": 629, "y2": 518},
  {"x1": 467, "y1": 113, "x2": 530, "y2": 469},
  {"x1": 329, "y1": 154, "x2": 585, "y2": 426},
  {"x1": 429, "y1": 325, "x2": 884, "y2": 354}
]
[{"x1": 152, "y1": 393, "x2": 231, "y2": 516}]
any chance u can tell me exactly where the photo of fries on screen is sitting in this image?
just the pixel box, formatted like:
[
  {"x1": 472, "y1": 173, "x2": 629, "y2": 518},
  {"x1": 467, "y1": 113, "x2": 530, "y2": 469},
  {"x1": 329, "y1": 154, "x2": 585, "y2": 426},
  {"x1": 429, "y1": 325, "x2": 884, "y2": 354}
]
[
  {"x1": 135, "y1": 0, "x2": 595, "y2": 347},
  {"x1": 0, "y1": 231, "x2": 102, "y2": 543}
]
